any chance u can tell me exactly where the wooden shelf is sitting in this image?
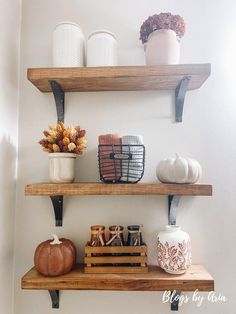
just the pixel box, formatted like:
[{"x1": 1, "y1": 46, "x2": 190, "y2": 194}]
[
  {"x1": 27, "y1": 64, "x2": 210, "y2": 93},
  {"x1": 27, "y1": 64, "x2": 211, "y2": 123},
  {"x1": 21, "y1": 264, "x2": 214, "y2": 292},
  {"x1": 24, "y1": 65, "x2": 214, "y2": 311},
  {"x1": 25, "y1": 183, "x2": 212, "y2": 226},
  {"x1": 25, "y1": 182, "x2": 212, "y2": 196}
]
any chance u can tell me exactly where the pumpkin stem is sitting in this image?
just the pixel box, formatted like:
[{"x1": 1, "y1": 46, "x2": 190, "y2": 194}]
[
  {"x1": 175, "y1": 153, "x2": 180, "y2": 159},
  {"x1": 50, "y1": 234, "x2": 62, "y2": 245}
]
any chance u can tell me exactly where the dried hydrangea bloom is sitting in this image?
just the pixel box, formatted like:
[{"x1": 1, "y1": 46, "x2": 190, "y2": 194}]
[{"x1": 140, "y1": 12, "x2": 185, "y2": 44}]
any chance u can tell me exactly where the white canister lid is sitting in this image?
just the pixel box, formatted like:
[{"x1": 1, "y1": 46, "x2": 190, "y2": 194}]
[
  {"x1": 88, "y1": 30, "x2": 117, "y2": 40},
  {"x1": 54, "y1": 21, "x2": 83, "y2": 31}
]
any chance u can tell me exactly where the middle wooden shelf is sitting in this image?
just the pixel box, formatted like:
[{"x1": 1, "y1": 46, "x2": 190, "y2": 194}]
[
  {"x1": 25, "y1": 182, "x2": 212, "y2": 196},
  {"x1": 25, "y1": 182, "x2": 212, "y2": 226}
]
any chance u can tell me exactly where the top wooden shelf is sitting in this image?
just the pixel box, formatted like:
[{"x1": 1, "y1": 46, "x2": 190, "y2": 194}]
[
  {"x1": 25, "y1": 182, "x2": 212, "y2": 196},
  {"x1": 27, "y1": 64, "x2": 211, "y2": 93}
]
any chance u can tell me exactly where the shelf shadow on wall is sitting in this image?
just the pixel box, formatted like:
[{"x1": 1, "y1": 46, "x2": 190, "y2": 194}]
[{"x1": 0, "y1": 135, "x2": 16, "y2": 311}]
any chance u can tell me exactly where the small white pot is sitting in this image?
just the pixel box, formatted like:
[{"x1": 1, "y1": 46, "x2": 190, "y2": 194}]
[
  {"x1": 145, "y1": 29, "x2": 180, "y2": 65},
  {"x1": 49, "y1": 153, "x2": 77, "y2": 183},
  {"x1": 157, "y1": 225, "x2": 191, "y2": 274},
  {"x1": 86, "y1": 30, "x2": 118, "y2": 66},
  {"x1": 53, "y1": 22, "x2": 85, "y2": 67}
]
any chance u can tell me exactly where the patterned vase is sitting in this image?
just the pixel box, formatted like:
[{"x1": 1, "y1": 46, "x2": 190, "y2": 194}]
[{"x1": 157, "y1": 225, "x2": 191, "y2": 274}]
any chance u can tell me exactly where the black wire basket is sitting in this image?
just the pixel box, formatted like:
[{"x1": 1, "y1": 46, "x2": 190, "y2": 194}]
[{"x1": 98, "y1": 144, "x2": 145, "y2": 183}]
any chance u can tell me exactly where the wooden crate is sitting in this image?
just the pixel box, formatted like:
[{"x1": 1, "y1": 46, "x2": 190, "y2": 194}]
[{"x1": 84, "y1": 245, "x2": 148, "y2": 273}]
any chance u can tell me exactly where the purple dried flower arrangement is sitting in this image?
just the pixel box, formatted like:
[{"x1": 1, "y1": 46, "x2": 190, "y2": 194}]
[{"x1": 140, "y1": 13, "x2": 186, "y2": 44}]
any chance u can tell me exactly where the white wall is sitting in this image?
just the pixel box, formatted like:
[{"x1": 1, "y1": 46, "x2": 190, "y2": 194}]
[
  {"x1": 15, "y1": 0, "x2": 236, "y2": 313},
  {"x1": 0, "y1": 1, "x2": 21, "y2": 314}
]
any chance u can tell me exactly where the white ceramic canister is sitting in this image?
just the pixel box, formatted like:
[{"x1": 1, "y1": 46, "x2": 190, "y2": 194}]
[
  {"x1": 53, "y1": 22, "x2": 85, "y2": 67},
  {"x1": 157, "y1": 225, "x2": 191, "y2": 274},
  {"x1": 145, "y1": 29, "x2": 180, "y2": 65},
  {"x1": 49, "y1": 153, "x2": 77, "y2": 183},
  {"x1": 86, "y1": 30, "x2": 118, "y2": 66}
]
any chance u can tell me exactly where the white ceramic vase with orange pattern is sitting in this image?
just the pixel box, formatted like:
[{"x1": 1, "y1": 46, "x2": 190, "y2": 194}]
[{"x1": 157, "y1": 225, "x2": 191, "y2": 274}]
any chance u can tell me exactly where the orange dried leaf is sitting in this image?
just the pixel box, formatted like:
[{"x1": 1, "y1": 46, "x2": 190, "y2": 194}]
[
  {"x1": 43, "y1": 130, "x2": 50, "y2": 137},
  {"x1": 53, "y1": 144, "x2": 60, "y2": 152},
  {"x1": 62, "y1": 137, "x2": 70, "y2": 145},
  {"x1": 68, "y1": 142, "x2": 76, "y2": 152}
]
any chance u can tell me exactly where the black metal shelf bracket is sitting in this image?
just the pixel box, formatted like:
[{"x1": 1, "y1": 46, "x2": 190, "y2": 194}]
[
  {"x1": 50, "y1": 196, "x2": 63, "y2": 227},
  {"x1": 168, "y1": 195, "x2": 181, "y2": 225},
  {"x1": 175, "y1": 76, "x2": 191, "y2": 123},
  {"x1": 48, "y1": 290, "x2": 60, "y2": 309},
  {"x1": 170, "y1": 291, "x2": 181, "y2": 311},
  {"x1": 49, "y1": 80, "x2": 65, "y2": 123}
]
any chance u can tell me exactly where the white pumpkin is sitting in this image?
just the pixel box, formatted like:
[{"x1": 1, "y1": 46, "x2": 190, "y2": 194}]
[{"x1": 156, "y1": 154, "x2": 202, "y2": 184}]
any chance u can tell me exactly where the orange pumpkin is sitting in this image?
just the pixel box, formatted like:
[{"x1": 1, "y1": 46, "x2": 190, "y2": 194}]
[{"x1": 34, "y1": 234, "x2": 77, "y2": 277}]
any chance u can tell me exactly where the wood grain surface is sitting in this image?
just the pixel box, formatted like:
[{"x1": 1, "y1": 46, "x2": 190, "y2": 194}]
[
  {"x1": 25, "y1": 182, "x2": 213, "y2": 196},
  {"x1": 21, "y1": 264, "x2": 214, "y2": 291},
  {"x1": 27, "y1": 64, "x2": 211, "y2": 92},
  {"x1": 85, "y1": 245, "x2": 147, "y2": 254}
]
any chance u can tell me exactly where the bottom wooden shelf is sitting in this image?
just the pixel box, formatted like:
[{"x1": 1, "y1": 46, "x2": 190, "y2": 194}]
[{"x1": 21, "y1": 264, "x2": 214, "y2": 291}]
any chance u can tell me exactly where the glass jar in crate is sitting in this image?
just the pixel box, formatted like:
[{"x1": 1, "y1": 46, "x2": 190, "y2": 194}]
[
  {"x1": 127, "y1": 225, "x2": 144, "y2": 246},
  {"x1": 107, "y1": 225, "x2": 125, "y2": 246},
  {"x1": 127, "y1": 225, "x2": 144, "y2": 266},
  {"x1": 107, "y1": 225, "x2": 125, "y2": 266},
  {"x1": 87, "y1": 30, "x2": 118, "y2": 66},
  {"x1": 90, "y1": 225, "x2": 106, "y2": 247}
]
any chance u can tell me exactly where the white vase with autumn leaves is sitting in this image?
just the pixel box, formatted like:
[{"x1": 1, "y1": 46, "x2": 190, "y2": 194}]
[{"x1": 157, "y1": 225, "x2": 191, "y2": 274}]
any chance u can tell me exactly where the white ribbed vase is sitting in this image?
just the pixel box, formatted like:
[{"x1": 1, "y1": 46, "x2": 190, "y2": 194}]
[
  {"x1": 145, "y1": 29, "x2": 180, "y2": 65},
  {"x1": 49, "y1": 153, "x2": 77, "y2": 183},
  {"x1": 53, "y1": 22, "x2": 85, "y2": 67},
  {"x1": 157, "y1": 225, "x2": 191, "y2": 274},
  {"x1": 87, "y1": 30, "x2": 118, "y2": 66}
]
